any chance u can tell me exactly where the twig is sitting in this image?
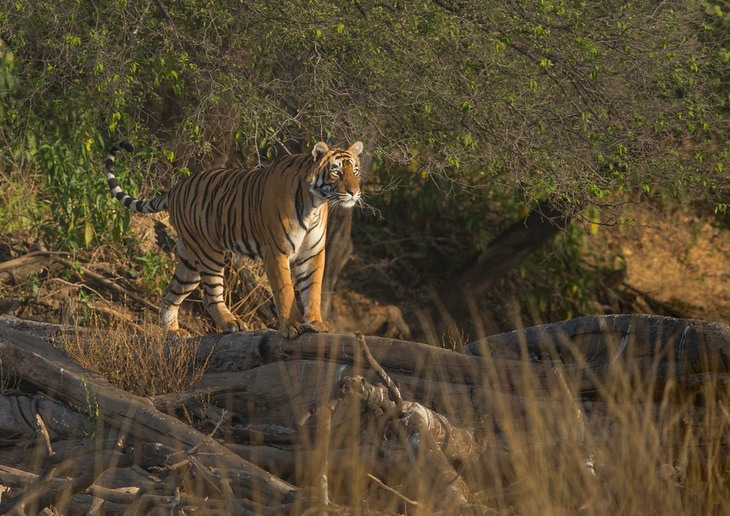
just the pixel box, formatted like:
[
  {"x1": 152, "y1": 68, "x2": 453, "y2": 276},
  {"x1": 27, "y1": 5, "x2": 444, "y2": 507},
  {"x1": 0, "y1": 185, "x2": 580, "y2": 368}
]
[
  {"x1": 315, "y1": 404, "x2": 333, "y2": 509},
  {"x1": 553, "y1": 367, "x2": 594, "y2": 476},
  {"x1": 33, "y1": 413, "x2": 59, "y2": 495},
  {"x1": 296, "y1": 400, "x2": 339, "y2": 512},
  {"x1": 220, "y1": 477, "x2": 247, "y2": 515},
  {"x1": 553, "y1": 367, "x2": 585, "y2": 446},
  {"x1": 187, "y1": 456, "x2": 223, "y2": 496},
  {"x1": 355, "y1": 331, "x2": 404, "y2": 411},
  {"x1": 186, "y1": 409, "x2": 228, "y2": 457},
  {"x1": 367, "y1": 473, "x2": 419, "y2": 507},
  {"x1": 34, "y1": 414, "x2": 54, "y2": 459}
]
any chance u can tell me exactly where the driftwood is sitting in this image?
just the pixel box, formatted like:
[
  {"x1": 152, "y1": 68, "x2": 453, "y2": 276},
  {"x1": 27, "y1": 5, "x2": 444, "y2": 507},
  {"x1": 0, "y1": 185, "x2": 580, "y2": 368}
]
[{"x1": 0, "y1": 314, "x2": 729, "y2": 513}]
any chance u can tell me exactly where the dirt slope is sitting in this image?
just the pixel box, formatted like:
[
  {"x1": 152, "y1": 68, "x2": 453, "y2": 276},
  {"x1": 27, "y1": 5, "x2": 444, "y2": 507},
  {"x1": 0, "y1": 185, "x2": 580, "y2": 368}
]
[{"x1": 588, "y1": 204, "x2": 730, "y2": 323}]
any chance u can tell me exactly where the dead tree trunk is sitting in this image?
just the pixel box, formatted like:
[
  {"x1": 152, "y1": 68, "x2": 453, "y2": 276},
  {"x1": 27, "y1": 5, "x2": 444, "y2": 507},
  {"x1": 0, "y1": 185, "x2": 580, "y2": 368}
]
[{"x1": 421, "y1": 200, "x2": 569, "y2": 339}]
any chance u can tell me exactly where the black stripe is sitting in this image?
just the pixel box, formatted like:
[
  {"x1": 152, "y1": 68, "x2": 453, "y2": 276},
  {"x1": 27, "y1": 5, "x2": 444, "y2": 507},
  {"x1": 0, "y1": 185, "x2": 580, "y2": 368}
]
[
  {"x1": 295, "y1": 183, "x2": 308, "y2": 230},
  {"x1": 151, "y1": 196, "x2": 167, "y2": 211},
  {"x1": 173, "y1": 274, "x2": 199, "y2": 286},
  {"x1": 268, "y1": 224, "x2": 287, "y2": 255},
  {"x1": 280, "y1": 218, "x2": 296, "y2": 253},
  {"x1": 192, "y1": 245, "x2": 226, "y2": 270},
  {"x1": 230, "y1": 174, "x2": 251, "y2": 254},
  {"x1": 296, "y1": 269, "x2": 316, "y2": 285},
  {"x1": 298, "y1": 280, "x2": 313, "y2": 293},
  {"x1": 168, "y1": 287, "x2": 196, "y2": 297},
  {"x1": 246, "y1": 171, "x2": 265, "y2": 254},
  {"x1": 293, "y1": 249, "x2": 323, "y2": 267},
  {"x1": 179, "y1": 254, "x2": 198, "y2": 272},
  {"x1": 308, "y1": 227, "x2": 326, "y2": 250}
]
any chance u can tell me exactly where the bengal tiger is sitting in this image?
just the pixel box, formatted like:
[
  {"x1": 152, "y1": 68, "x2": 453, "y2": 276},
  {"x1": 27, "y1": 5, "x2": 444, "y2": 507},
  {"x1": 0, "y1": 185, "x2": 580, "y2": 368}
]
[{"x1": 104, "y1": 139, "x2": 364, "y2": 338}]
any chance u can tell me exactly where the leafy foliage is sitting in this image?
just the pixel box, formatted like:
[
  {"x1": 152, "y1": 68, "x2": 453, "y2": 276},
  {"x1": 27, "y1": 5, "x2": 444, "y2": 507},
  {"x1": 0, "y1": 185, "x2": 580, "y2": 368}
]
[
  {"x1": 3, "y1": 1, "x2": 728, "y2": 177},
  {"x1": 132, "y1": 250, "x2": 174, "y2": 296}
]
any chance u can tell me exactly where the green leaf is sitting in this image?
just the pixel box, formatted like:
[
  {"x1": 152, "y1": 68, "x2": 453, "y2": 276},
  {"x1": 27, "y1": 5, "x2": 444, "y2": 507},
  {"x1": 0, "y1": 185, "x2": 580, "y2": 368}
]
[{"x1": 85, "y1": 220, "x2": 94, "y2": 247}]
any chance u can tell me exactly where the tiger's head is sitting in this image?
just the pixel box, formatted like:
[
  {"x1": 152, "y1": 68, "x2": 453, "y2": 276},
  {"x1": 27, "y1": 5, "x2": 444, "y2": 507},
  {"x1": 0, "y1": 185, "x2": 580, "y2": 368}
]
[{"x1": 310, "y1": 141, "x2": 364, "y2": 208}]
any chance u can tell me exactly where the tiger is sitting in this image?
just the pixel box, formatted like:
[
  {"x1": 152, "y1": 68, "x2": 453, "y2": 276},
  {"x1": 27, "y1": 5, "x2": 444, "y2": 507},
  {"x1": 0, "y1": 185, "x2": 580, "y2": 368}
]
[{"x1": 104, "y1": 139, "x2": 364, "y2": 338}]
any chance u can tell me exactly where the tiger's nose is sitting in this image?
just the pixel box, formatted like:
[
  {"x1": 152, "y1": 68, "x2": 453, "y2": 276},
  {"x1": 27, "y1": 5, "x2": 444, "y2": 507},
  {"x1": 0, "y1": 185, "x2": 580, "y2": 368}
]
[{"x1": 346, "y1": 186, "x2": 360, "y2": 197}]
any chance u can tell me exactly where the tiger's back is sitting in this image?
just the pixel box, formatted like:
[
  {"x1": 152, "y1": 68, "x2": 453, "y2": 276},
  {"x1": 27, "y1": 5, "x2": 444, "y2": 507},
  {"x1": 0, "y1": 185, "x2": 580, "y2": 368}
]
[{"x1": 105, "y1": 140, "x2": 364, "y2": 338}]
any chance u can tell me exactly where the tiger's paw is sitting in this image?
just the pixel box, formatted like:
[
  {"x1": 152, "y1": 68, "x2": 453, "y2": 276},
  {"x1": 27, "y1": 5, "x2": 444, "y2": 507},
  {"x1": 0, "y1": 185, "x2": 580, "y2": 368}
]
[
  {"x1": 165, "y1": 328, "x2": 191, "y2": 342},
  {"x1": 302, "y1": 320, "x2": 334, "y2": 334},
  {"x1": 279, "y1": 320, "x2": 305, "y2": 339},
  {"x1": 221, "y1": 318, "x2": 248, "y2": 334}
]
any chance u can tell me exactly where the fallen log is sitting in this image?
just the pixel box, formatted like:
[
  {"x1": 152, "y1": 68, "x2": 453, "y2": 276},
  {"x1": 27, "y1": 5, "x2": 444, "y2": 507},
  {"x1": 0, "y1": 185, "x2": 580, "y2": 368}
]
[
  {"x1": 0, "y1": 251, "x2": 57, "y2": 283},
  {"x1": 0, "y1": 449, "x2": 134, "y2": 514},
  {"x1": 462, "y1": 314, "x2": 730, "y2": 399},
  {"x1": 0, "y1": 323, "x2": 297, "y2": 508},
  {"x1": 0, "y1": 395, "x2": 97, "y2": 446},
  {"x1": 192, "y1": 315, "x2": 730, "y2": 401},
  {"x1": 194, "y1": 329, "x2": 561, "y2": 395},
  {"x1": 0, "y1": 464, "x2": 128, "y2": 515}
]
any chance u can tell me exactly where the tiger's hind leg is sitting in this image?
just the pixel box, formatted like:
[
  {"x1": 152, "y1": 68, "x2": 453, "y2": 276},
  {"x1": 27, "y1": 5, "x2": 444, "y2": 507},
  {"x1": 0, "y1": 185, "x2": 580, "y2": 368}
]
[
  {"x1": 199, "y1": 254, "x2": 248, "y2": 334},
  {"x1": 161, "y1": 253, "x2": 201, "y2": 335},
  {"x1": 161, "y1": 241, "x2": 244, "y2": 335}
]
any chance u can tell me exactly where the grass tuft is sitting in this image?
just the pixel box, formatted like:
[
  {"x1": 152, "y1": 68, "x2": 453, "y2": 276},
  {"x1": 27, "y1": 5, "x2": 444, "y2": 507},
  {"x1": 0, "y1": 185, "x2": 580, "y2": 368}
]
[{"x1": 58, "y1": 316, "x2": 210, "y2": 396}]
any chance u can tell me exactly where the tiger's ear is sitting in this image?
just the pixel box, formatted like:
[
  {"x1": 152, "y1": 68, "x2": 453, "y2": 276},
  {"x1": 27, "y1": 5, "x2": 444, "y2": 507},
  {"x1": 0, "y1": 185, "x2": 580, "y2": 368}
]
[
  {"x1": 312, "y1": 141, "x2": 329, "y2": 161},
  {"x1": 348, "y1": 141, "x2": 364, "y2": 156}
]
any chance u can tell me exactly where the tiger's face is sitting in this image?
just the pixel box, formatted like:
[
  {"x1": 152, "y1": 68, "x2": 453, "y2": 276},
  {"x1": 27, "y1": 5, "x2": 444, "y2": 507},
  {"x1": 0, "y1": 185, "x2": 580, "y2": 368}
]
[{"x1": 311, "y1": 141, "x2": 363, "y2": 208}]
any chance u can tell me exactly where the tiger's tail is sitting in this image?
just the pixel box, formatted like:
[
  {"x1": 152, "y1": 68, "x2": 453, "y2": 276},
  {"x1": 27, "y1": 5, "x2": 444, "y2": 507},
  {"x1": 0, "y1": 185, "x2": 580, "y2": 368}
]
[{"x1": 105, "y1": 141, "x2": 168, "y2": 213}]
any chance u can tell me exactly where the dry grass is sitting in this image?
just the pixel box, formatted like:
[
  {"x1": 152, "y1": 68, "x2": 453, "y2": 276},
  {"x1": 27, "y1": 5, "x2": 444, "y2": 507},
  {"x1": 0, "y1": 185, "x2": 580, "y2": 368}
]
[
  {"x1": 466, "y1": 332, "x2": 729, "y2": 514},
  {"x1": 0, "y1": 170, "x2": 46, "y2": 235},
  {"x1": 57, "y1": 316, "x2": 210, "y2": 397},
  {"x1": 290, "y1": 324, "x2": 730, "y2": 514}
]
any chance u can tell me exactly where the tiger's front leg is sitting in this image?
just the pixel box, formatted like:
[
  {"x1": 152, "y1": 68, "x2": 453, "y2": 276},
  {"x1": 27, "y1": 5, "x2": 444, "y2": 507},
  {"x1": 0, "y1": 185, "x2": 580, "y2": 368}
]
[
  {"x1": 264, "y1": 252, "x2": 305, "y2": 338},
  {"x1": 293, "y1": 248, "x2": 333, "y2": 334}
]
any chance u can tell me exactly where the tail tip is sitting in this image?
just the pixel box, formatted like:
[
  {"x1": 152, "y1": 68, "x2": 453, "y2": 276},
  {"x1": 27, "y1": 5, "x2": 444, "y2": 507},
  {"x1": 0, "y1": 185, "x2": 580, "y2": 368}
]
[{"x1": 111, "y1": 140, "x2": 134, "y2": 153}]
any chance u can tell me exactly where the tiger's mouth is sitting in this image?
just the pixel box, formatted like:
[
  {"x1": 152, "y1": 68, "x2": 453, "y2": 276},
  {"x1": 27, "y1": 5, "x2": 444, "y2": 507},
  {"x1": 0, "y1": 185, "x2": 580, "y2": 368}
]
[
  {"x1": 328, "y1": 192, "x2": 360, "y2": 208},
  {"x1": 339, "y1": 197, "x2": 359, "y2": 208}
]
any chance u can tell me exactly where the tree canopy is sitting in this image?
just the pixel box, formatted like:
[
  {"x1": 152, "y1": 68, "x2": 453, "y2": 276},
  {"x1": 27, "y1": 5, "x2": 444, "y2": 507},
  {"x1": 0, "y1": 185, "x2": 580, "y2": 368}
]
[{"x1": 0, "y1": 0, "x2": 728, "y2": 259}]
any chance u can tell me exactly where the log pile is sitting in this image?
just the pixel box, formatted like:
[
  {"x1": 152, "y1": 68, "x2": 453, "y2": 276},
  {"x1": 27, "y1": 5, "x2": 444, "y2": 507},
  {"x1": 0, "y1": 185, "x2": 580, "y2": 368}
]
[{"x1": 0, "y1": 314, "x2": 729, "y2": 514}]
